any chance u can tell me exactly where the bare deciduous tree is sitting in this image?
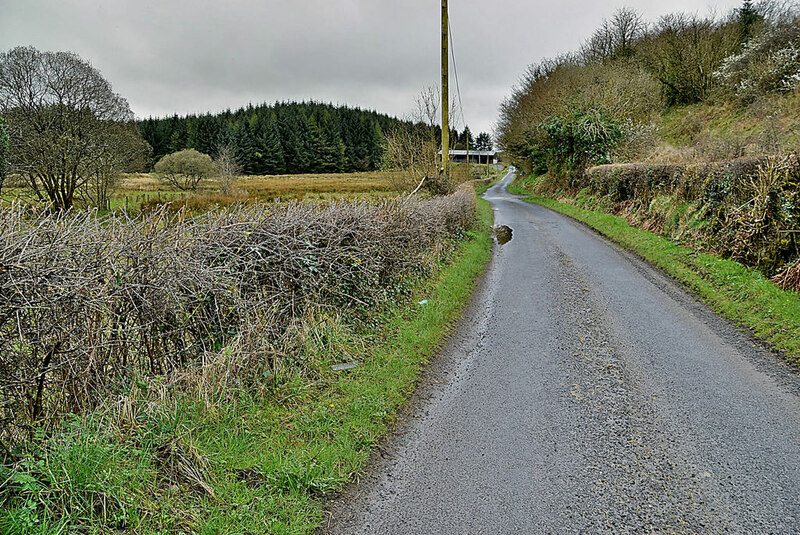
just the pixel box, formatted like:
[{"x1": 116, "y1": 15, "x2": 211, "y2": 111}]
[
  {"x1": 384, "y1": 124, "x2": 441, "y2": 192},
  {"x1": 414, "y1": 85, "x2": 440, "y2": 129},
  {"x1": 581, "y1": 7, "x2": 646, "y2": 62},
  {"x1": 383, "y1": 86, "x2": 456, "y2": 195},
  {"x1": 638, "y1": 13, "x2": 741, "y2": 104},
  {"x1": 214, "y1": 143, "x2": 241, "y2": 194},
  {"x1": 79, "y1": 123, "x2": 151, "y2": 210},
  {"x1": 0, "y1": 46, "x2": 138, "y2": 210}
]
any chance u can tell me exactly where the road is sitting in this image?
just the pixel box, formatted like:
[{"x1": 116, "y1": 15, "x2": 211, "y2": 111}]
[{"x1": 324, "y1": 172, "x2": 800, "y2": 534}]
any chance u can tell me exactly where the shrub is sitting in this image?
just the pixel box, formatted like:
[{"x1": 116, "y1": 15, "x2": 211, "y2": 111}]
[
  {"x1": 637, "y1": 13, "x2": 741, "y2": 105},
  {"x1": 155, "y1": 149, "x2": 216, "y2": 191},
  {"x1": 587, "y1": 163, "x2": 686, "y2": 202},
  {"x1": 586, "y1": 154, "x2": 800, "y2": 274},
  {"x1": 715, "y1": 18, "x2": 800, "y2": 100},
  {"x1": 538, "y1": 109, "x2": 623, "y2": 185}
]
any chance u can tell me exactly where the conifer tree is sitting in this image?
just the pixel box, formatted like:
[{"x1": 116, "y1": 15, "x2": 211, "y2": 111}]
[
  {"x1": 193, "y1": 115, "x2": 221, "y2": 157},
  {"x1": 368, "y1": 121, "x2": 385, "y2": 170},
  {"x1": 460, "y1": 126, "x2": 474, "y2": 148},
  {"x1": 305, "y1": 115, "x2": 324, "y2": 173},
  {"x1": 234, "y1": 122, "x2": 258, "y2": 174},
  {"x1": 737, "y1": 0, "x2": 762, "y2": 43},
  {"x1": 476, "y1": 132, "x2": 493, "y2": 151},
  {"x1": 259, "y1": 116, "x2": 286, "y2": 175},
  {"x1": 319, "y1": 111, "x2": 347, "y2": 173},
  {"x1": 137, "y1": 101, "x2": 406, "y2": 174}
]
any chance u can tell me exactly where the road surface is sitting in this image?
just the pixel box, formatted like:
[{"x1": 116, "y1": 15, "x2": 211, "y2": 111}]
[{"x1": 324, "y1": 172, "x2": 800, "y2": 534}]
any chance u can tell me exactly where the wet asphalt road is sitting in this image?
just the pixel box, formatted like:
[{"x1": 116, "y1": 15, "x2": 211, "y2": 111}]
[{"x1": 324, "y1": 172, "x2": 800, "y2": 534}]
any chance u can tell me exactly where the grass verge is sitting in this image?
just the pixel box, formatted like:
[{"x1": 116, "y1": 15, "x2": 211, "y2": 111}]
[
  {"x1": 519, "y1": 194, "x2": 800, "y2": 364},
  {"x1": 0, "y1": 197, "x2": 494, "y2": 534}
]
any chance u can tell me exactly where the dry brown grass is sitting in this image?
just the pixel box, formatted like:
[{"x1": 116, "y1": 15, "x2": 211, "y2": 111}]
[
  {"x1": 234, "y1": 174, "x2": 394, "y2": 197},
  {"x1": 111, "y1": 171, "x2": 401, "y2": 213},
  {"x1": 119, "y1": 171, "x2": 398, "y2": 195}
]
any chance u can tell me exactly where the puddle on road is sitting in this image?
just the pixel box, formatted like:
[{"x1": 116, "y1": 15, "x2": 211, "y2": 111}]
[{"x1": 494, "y1": 225, "x2": 513, "y2": 245}]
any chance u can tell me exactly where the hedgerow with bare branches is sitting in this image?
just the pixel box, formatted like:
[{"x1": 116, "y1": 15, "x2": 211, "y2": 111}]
[{"x1": 0, "y1": 187, "x2": 476, "y2": 451}]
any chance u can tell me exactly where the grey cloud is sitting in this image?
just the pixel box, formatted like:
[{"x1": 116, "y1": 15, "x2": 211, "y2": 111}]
[{"x1": 1, "y1": 0, "x2": 743, "y2": 135}]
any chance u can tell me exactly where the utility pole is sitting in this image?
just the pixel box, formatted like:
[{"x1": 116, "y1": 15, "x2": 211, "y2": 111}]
[{"x1": 441, "y1": 0, "x2": 449, "y2": 180}]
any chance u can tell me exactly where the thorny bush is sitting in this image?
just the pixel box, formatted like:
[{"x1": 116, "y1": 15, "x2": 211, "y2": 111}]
[{"x1": 0, "y1": 187, "x2": 476, "y2": 450}]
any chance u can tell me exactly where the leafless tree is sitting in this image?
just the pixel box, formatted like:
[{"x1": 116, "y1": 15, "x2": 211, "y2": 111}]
[
  {"x1": 0, "y1": 46, "x2": 138, "y2": 210},
  {"x1": 755, "y1": 0, "x2": 800, "y2": 21},
  {"x1": 214, "y1": 143, "x2": 241, "y2": 194},
  {"x1": 581, "y1": 7, "x2": 647, "y2": 62},
  {"x1": 383, "y1": 86, "x2": 459, "y2": 195},
  {"x1": 414, "y1": 85, "x2": 440, "y2": 128},
  {"x1": 384, "y1": 124, "x2": 442, "y2": 193},
  {"x1": 637, "y1": 13, "x2": 741, "y2": 104},
  {"x1": 79, "y1": 122, "x2": 151, "y2": 210}
]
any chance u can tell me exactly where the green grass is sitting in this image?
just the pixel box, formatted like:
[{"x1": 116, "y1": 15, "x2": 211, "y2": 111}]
[
  {"x1": 473, "y1": 172, "x2": 506, "y2": 195},
  {"x1": 517, "y1": 194, "x2": 800, "y2": 364},
  {"x1": 0, "y1": 197, "x2": 494, "y2": 534}
]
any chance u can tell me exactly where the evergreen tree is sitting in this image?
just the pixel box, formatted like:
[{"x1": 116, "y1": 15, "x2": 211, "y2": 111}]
[
  {"x1": 234, "y1": 121, "x2": 258, "y2": 174},
  {"x1": 305, "y1": 115, "x2": 324, "y2": 173},
  {"x1": 167, "y1": 115, "x2": 188, "y2": 153},
  {"x1": 460, "y1": 126, "x2": 474, "y2": 149},
  {"x1": 318, "y1": 111, "x2": 347, "y2": 173},
  {"x1": 258, "y1": 116, "x2": 286, "y2": 175},
  {"x1": 216, "y1": 122, "x2": 236, "y2": 151},
  {"x1": 368, "y1": 120, "x2": 385, "y2": 170},
  {"x1": 738, "y1": 0, "x2": 763, "y2": 43},
  {"x1": 193, "y1": 114, "x2": 221, "y2": 157},
  {"x1": 279, "y1": 110, "x2": 310, "y2": 174},
  {"x1": 136, "y1": 101, "x2": 409, "y2": 175},
  {"x1": 475, "y1": 132, "x2": 493, "y2": 151}
]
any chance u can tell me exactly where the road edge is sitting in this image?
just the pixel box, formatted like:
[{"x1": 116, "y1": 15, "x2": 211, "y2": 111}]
[
  {"x1": 317, "y1": 196, "x2": 497, "y2": 533},
  {"x1": 518, "y1": 192, "x2": 800, "y2": 375}
]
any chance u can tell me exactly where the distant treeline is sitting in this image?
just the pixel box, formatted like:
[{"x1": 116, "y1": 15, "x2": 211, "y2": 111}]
[{"x1": 138, "y1": 101, "x2": 411, "y2": 175}]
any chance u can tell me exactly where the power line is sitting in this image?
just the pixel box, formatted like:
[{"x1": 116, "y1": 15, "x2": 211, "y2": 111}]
[{"x1": 448, "y1": 18, "x2": 466, "y2": 133}]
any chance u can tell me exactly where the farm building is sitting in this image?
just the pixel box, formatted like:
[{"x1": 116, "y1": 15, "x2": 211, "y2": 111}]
[{"x1": 438, "y1": 149, "x2": 499, "y2": 165}]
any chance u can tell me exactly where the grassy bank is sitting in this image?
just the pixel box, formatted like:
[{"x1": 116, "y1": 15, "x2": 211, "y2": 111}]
[
  {"x1": 0, "y1": 197, "x2": 493, "y2": 534},
  {"x1": 516, "y1": 192, "x2": 800, "y2": 364}
]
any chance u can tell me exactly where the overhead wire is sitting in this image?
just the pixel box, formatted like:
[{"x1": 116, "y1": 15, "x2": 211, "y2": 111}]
[{"x1": 448, "y1": 18, "x2": 467, "y2": 135}]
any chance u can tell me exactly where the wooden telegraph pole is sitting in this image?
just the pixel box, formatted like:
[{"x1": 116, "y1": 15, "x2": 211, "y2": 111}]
[{"x1": 441, "y1": 0, "x2": 449, "y2": 180}]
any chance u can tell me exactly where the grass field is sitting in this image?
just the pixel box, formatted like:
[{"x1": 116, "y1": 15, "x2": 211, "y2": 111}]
[
  {"x1": 1, "y1": 166, "x2": 503, "y2": 213},
  {"x1": 0, "y1": 171, "x2": 400, "y2": 212},
  {"x1": 115, "y1": 171, "x2": 401, "y2": 211}
]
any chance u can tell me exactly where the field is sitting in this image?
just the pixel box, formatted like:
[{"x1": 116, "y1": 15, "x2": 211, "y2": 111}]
[
  {"x1": 1, "y1": 165, "x2": 501, "y2": 213},
  {"x1": 1, "y1": 171, "x2": 401, "y2": 212}
]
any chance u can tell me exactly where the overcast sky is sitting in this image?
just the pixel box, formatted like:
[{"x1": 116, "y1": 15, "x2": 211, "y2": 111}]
[{"x1": 1, "y1": 0, "x2": 744, "y2": 135}]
